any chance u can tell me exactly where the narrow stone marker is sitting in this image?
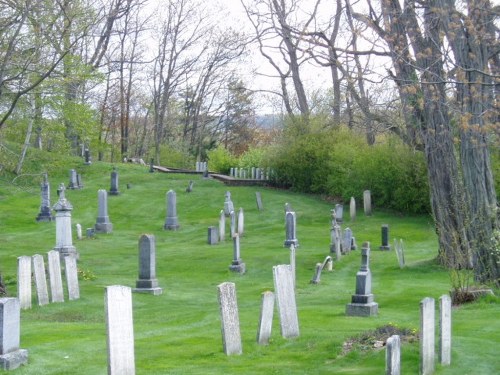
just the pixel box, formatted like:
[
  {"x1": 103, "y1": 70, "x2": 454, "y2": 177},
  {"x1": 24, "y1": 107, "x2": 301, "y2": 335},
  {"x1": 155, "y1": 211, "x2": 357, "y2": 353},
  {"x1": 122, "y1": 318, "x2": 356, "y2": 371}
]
[
  {"x1": 32, "y1": 254, "x2": 49, "y2": 306},
  {"x1": 310, "y1": 263, "x2": 323, "y2": 284},
  {"x1": 217, "y1": 282, "x2": 242, "y2": 355},
  {"x1": 47, "y1": 250, "x2": 64, "y2": 303},
  {"x1": 219, "y1": 210, "x2": 226, "y2": 242},
  {"x1": 17, "y1": 256, "x2": 32, "y2": 310},
  {"x1": 68, "y1": 169, "x2": 79, "y2": 189},
  {"x1": 237, "y1": 208, "x2": 244, "y2": 236},
  {"x1": 64, "y1": 256, "x2": 80, "y2": 300},
  {"x1": 164, "y1": 190, "x2": 179, "y2": 230},
  {"x1": 386, "y1": 334, "x2": 401, "y2": 375},
  {"x1": 207, "y1": 226, "x2": 219, "y2": 245},
  {"x1": 76, "y1": 223, "x2": 82, "y2": 240},
  {"x1": 256, "y1": 291, "x2": 275, "y2": 345},
  {"x1": 229, "y1": 234, "x2": 245, "y2": 274},
  {"x1": 223, "y1": 191, "x2": 234, "y2": 217},
  {"x1": 95, "y1": 189, "x2": 113, "y2": 234},
  {"x1": 343, "y1": 228, "x2": 353, "y2": 255},
  {"x1": 380, "y1": 224, "x2": 391, "y2": 250},
  {"x1": 420, "y1": 297, "x2": 435, "y2": 375},
  {"x1": 349, "y1": 196, "x2": 356, "y2": 221},
  {"x1": 36, "y1": 173, "x2": 53, "y2": 222},
  {"x1": 335, "y1": 203, "x2": 344, "y2": 223},
  {"x1": 105, "y1": 285, "x2": 135, "y2": 375},
  {"x1": 256, "y1": 191, "x2": 263, "y2": 211},
  {"x1": 0, "y1": 298, "x2": 28, "y2": 370},
  {"x1": 52, "y1": 183, "x2": 78, "y2": 259},
  {"x1": 439, "y1": 294, "x2": 451, "y2": 366},
  {"x1": 273, "y1": 264, "x2": 299, "y2": 339},
  {"x1": 109, "y1": 166, "x2": 120, "y2": 195},
  {"x1": 284, "y1": 211, "x2": 298, "y2": 248},
  {"x1": 289, "y1": 244, "x2": 296, "y2": 287},
  {"x1": 133, "y1": 234, "x2": 162, "y2": 295},
  {"x1": 363, "y1": 190, "x2": 372, "y2": 216},
  {"x1": 230, "y1": 210, "x2": 236, "y2": 238}
]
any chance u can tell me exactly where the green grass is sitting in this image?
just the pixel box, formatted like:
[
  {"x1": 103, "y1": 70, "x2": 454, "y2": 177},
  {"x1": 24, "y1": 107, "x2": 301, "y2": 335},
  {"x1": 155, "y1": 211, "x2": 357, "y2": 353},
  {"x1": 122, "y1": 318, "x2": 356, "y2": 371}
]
[{"x1": 0, "y1": 161, "x2": 498, "y2": 374}]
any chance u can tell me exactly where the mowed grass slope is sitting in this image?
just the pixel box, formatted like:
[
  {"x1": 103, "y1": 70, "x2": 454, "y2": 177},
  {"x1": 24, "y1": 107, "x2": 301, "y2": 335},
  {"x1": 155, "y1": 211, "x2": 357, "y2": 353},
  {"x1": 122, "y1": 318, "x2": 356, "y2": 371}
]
[{"x1": 0, "y1": 161, "x2": 498, "y2": 374}]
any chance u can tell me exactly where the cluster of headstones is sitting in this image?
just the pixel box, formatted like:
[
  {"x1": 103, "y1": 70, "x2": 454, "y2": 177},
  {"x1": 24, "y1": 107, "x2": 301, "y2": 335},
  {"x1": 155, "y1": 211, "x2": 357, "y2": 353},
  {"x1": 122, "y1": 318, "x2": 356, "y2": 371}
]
[
  {"x1": 229, "y1": 167, "x2": 270, "y2": 180},
  {"x1": 195, "y1": 161, "x2": 208, "y2": 172}
]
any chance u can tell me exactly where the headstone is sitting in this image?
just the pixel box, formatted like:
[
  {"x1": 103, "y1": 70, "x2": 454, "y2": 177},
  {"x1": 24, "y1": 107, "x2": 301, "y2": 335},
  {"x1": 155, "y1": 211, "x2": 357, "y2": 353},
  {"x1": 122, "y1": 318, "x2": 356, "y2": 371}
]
[
  {"x1": 310, "y1": 263, "x2": 323, "y2": 284},
  {"x1": 237, "y1": 208, "x2": 244, "y2": 237},
  {"x1": 230, "y1": 168, "x2": 234, "y2": 177},
  {"x1": 17, "y1": 256, "x2": 31, "y2": 310},
  {"x1": 86, "y1": 228, "x2": 95, "y2": 238},
  {"x1": 420, "y1": 297, "x2": 435, "y2": 375},
  {"x1": 439, "y1": 294, "x2": 451, "y2": 366},
  {"x1": 76, "y1": 223, "x2": 82, "y2": 240},
  {"x1": 343, "y1": 228, "x2": 353, "y2": 255},
  {"x1": 32, "y1": 254, "x2": 49, "y2": 306},
  {"x1": 289, "y1": 243, "x2": 296, "y2": 288},
  {"x1": 133, "y1": 234, "x2": 162, "y2": 295},
  {"x1": 322, "y1": 255, "x2": 333, "y2": 271},
  {"x1": 109, "y1": 166, "x2": 120, "y2": 195},
  {"x1": 380, "y1": 224, "x2": 391, "y2": 250},
  {"x1": 52, "y1": 183, "x2": 78, "y2": 259},
  {"x1": 47, "y1": 250, "x2": 64, "y2": 303},
  {"x1": 105, "y1": 285, "x2": 135, "y2": 375},
  {"x1": 223, "y1": 191, "x2": 234, "y2": 217},
  {"x1": 36, "y1": 173, "x2": 53, "y2": 222},
  {"x1": 386, "y1": 334, "x2": 401, "y2": 375},
  {"x1": 351, "y1": 236, "x2": 358, "y2": 251},
  {"x1": 256, "y1": 291, "x2": 275, "y2": 345},
  {"x1": 394, "y1": 239, "x2": 405, "y2": 268},
  {"x1": 284, "y1": 211, "x2": 298, "y2": 248},
  {"x1": 363, "y1": 190, "x2": 372, "y2": 216},
  {"x1": 84, "y1": 148, "x2": 91, "y2": 165},
  {"x1": 207, "y1": 226, "x2": 219, "y2": 245},
  {"x1": 230, "y1": 210, "x2": 236, "y2": 238},
  {"x1": 76, "y1": 173, "x2": 83, "y2": 189},
  {"x1": 164, "y1": 190, "x2": 179, "y2": 230},
  {"x1": 335, "y1": 203, "x2": 343, "y2": 223},
  {"x1": 68, "y1": 169, "x2": 79, "y2": 189},
  {"x1": 0, "y1": 298, "x2": 28, "y2": 370},
  {"x1": 149, "y1": 158, "x2": 154, "y2": 173},
  {"x1": 273, "y1": 264, "x2": 299, "y2": 338},
  {"x1": 195, "y1": 161, "x2": 200, "y2": 172},
  {"x1": 95, "y1": 189, "x2": 113, "y2": 234},
  {"x1": 256, "y1": 192, "x2": 263, "y2": 211},
  {"x1": 349, "y1": 197, "x2": 356, "y2": 221},
  {"x1": 346, "y1": 242, "x2": 378, "y2": 316},
  {"x1": 219, "y1": 210, "x2": 226, "y2": 242},
  {"x1": 185, "y1": 180, "x2": 194, "y2": 193},
  {"x1": 229, "y1": 234, "x2": 245, "y2": 274},
  {"x1": 217, "y1": 282, "x2": 242, "y2": 355},
  {"x1": 64, "y1": 255, "x2": 80, "y2": 300}
]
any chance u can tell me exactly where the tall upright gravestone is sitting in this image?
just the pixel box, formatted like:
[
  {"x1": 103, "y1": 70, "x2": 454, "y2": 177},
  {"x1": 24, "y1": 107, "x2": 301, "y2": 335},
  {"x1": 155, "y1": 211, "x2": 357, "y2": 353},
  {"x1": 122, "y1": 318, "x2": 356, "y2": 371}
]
[
  {"x1": 229, "y1": 234, "x2": 245, "y2": 274},
  {"x1": 273, "y1": 264, "x2": 299, "y2": 339},
  {"x1": 47, "y1": 250, "x2": 64, "y2": 303},
  {"x1": 52, "y1": 183, "x2": 78, "y2": 259},
  {"x1": 363, "y1": 190, "x2": 372, "y2": 216},
  {"x1": 36, "y1": 173, "x2": 53, "y2": 222},
  {"x1": 256, "y1": 291, "x2": 274, "y2": 345},
  {"x1": 133, "y1": 234, "x2": 162, "y2": 295},
  {"x1": 439, "y1": 295, "x2": 451, "y2": 366},
  {"x1": 32, "y1": 254, "x2": 49, "y2": 306},
  {"x1": 420, "y1": 297, "x2": 435, "y2": 375},
  {"x1": 217, "y1": 282, "x2": 242, "y2": 355},
  {"x1": 386, "y1": 334, "x2": 401, "y2": 375},
  {"x1": 349, "y1": 196, "x2": 356, "y2": 221},
  {"x1": 95, "y1": 189, "x2": 113, "y2": 233},
  {"x1": 223, "y1": 191, "x2": 234, "y2": 217},
  {"x1": 68, "y1": 169, "x2": 79, "y2": 190},
  {"x1": 218, "y1": 210, "x2": 226, "y2": 242},
  {"x1": 284, "y1": 211, "x2": 298, "y2": 248},
  {"x1": 109, "y1": 167, "x2": 120, "y2": 195},
  {"x1": 17, "y1": 256, "x2": 32, "y2": 310},
  {"x1": 0, "y1": 298, "x2": 28, "y2": 370},
  {"x1": 164, "y1": 190, "x2": 179, "y2": 230},
  {"x1": 64, "y1": 256, "x2": 80, "y2": 301}
]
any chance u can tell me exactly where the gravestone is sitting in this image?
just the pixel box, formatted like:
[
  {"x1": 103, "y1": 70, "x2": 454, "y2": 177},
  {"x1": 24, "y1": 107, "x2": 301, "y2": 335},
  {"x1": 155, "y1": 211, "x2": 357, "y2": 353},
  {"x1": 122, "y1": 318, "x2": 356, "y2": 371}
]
[
  {"x1": 331, "y1": 212, "x2": 342, "y2": 261},
  {"x1": 84, "y1": 148, "x2": 91, "y2": 165},
  {"x1": 230, "y1": 168, "x2": 234, "y2": 177},
  {"x1": 86, "y1": 228, "x2": 95, "y2": 238},
  {"x1": 32, "y1": 254, "x2": 49, "y2": 306},
  {"x1": 109, "y1": 167, "x2": 120, "y2": 195},
  {"x1": 185, "y1": 180, "x2": 194, "y2": 193},
  {"x1": 52, "y1": 183, "x2": 78, "y2": 259},
  {"x1": 149, "y1": 158, "x2": 155, "y2": 173},
  {"x1": 237, "y1": 208, "x2": 244, "y2": 237},
  {"x1": 273, "y1": 264, "x2": 299, "y2": 338},
  {"x1": 230, "y1": 210, "x2": 236, "y2": 238},
  {"x1": 256, "y1": 192, "x2": 263, "y2": 211},
  {"x1": 289, "y1": 243, "x2": 296, "y2": 288},
  {"x1": 284, "y1": 202, "x2": 292, "y2": 213},
  {"x1": 322, "y1": 255, "x2": 333, "y2": 271},
  {"x1": 105, "y1": 285, "x2": 135, "y2": 375},
  {"x1": 207, "y1": 226, "x2": 219, "y2": 245},
  {"x1": 256, "y1": 291, "x2": 275, "y2": 345},
  {"x1": 310, "y1": 263, "x2": 323, "y2": 284},
  {"x1": 164, "y1": 190, "x2": 179, "y2": 230},
  {"x1": 64, "y1": 255, "x2": 80, "y2": 300},
  {"x1": 439, "y1": 295, "x2": 451, "y2": 366},
  {"x1": 36, "y1": 173, "x2": 53, "y2": 222},
  {"x1": 349, "y1": 197, "x2": 356, "y2": 221},
  {"x1": 219, "y1": 210, "x2": 226, "y2": 242},
  {"x1": 335, "y1": 204, "x2": 344, "y2": 223},
  {"x1": 95, "y1": 189, "x2": 113, "y2": 234},
  {"x1": 217, "y1": 282, "x2": 242, "y2": 355},
  {"x1": 380, "y1": 224, "x2": 391, "y2": 250},
  {"x1": 351, "y1": 236, "x2": 358, "y2": 251},
  {"x1": 47, "y1": 250, "x2": 64, "y2": 303},
  {"x1": 284, "y1": 211, "x2": 299, "y2": 248},
  {"x1": 17, "y1": 256, "x2": 31, "y2": 310},
  {"x1": 76, "y1": 223, "x2": 82, "y2": 240},
  {"x1": 346, "y1": 242, "x2": 378, "y2": 316},
  {"x1": 251, "y1": 167, "x2": 256, "y2": 179},
  {"x1": 76, "y1": 173, "x2": 83, "y2": 189},
  {"x1": 133, "y1": 234, "x2": 163, "y2": 295},
  {"x1": 394, "y1": 239, "x2": 405, "y2": 268},
  {"x1": 68, "y1": 169, "x2": 79, "y2": 189},
  {"x1": 0, "y1": 298, "x2": 28, "y2": 370},
  {"x1": 386, "y1": 334, "x2": 401, "y2": 375},
  {"x1": 343, "y1": 228, "x2": 353, "y2": 255},
  {"x1": 420, "y1": 297, "x2": 435, "y2": 375},
  {"x1": 229, "y1": 234, "x2": 245, "y2": 274},
  {"x1": 223, "y1": 191, "x2": 234, "y2": 217},
  {"x1": 363, "y1": 190, "x2": 372, "y2": 216}
]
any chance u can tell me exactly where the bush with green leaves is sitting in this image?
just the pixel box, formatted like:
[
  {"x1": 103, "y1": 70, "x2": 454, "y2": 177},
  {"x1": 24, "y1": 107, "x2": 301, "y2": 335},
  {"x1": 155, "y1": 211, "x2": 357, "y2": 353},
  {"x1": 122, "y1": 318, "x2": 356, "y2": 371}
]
[
  {"x1": 206, "y1": 146, "x2": 237, "y2": 174},
  {"x1": 158, "y1": 142, "x2": 195, "y2": 169}
]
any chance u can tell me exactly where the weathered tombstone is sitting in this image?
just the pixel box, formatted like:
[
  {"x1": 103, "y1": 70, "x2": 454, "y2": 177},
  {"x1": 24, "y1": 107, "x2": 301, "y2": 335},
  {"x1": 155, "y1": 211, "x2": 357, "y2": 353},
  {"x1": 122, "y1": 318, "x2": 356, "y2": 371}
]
[
  {"x1": 349, "y1": 197, "x2": 356, "y2": 221},
  {"x1": 420, "y1": 297, "x2": 435, "y2": 375},
  {"x1": 64, "y1": 255, "x2": 80, "y2": 300},
  {"x1": 185, "y1": 180, "x2": 194, "y2": 193},
  {"x1": 0, "y1": 298, "x2": 28, "y2": 370},
  {"x1": 109, "y1": 166, "x2": 120, "y2": 195},
  {"x1": 322, "y1": 255, "x2": 333, "y2": 271},
  {"x1": 217, "y1": 282, "x2": 242, "y2": 355},
  {"x1": 164, "y1": 190, "x2": 179, "y2": 230},
  {"x1": 251, "y1": 167, "x2": 256, "y2": 179},
  {"x1": 230, "y1": 167, "x2": 234, "y2": 177},
  {"x1": 394, "y1": 239, "x2": 406, "y2": 268},
  {"x1": 133, "y1": 234, "x2": 162, "y2": 295},
  {"x1": 363, "y1": 190, "x2": 372, "y2": 216},
  {"x1": 380, "y1": 224, "x2": 391, "y2": 250},
  {"x1": 68, "y1": 169, "x2": 79, "y2": 189},
  {"x1": 439, "y1": 294, "x2": 451, "y2": 366},
  {"x1": 219, "y1": 210, "x2": 226, "y2": 242},
  {"x1": 310, "y1": 263, "x2": 323, "y2": 284},
  {"x1": 273, "y1": 264, "x2": 299, "y2": 338},
  {"x1": 32, "y1": 254, "x2": 49, "y2": 306},
  {"x1": 47, "y1": 250, "x2": 64, "y2": 303},
  {"x1": 289, "y1": 243, "x2": 296, "y2": 288},
  {"x1": 52, "y1": 183, "x2": 78, "y2": 259},
  {"x1": 329, "y1": 209, "x2": 341, "y2": 260},
  {"x1": 105, "y1": 285, "x2": 135, "y2": 375},
  {"x1": 207, "y1": 226, "x2": 219, "y2": 245},
  {"x1": 86, "y1": 228, "x2": 95, "y2": 238},
  {"x1": 351, "y1": 236, "x2": 358, "y2": 251},
  {"x1": 17, "y1": 256, "x2": 32, "y2": 310},
  {"x1": 256, "y1": 291, "x2": 275, "y2": 346},
  {"x1": 195, "y1": 161, "x2": 200, "y2": 172},
  {"x1": 284, "y1": 211, "x2": 299, "y2": 248},
  {"x1": 84, "y1": 148, "x2": 91, "y2": 165},
  {"x1": 386, "y1": 334, "x2": 401, "y2": 375},
  {"x1": 229, "y1": 234, "x2": 245, "y2": 274},
  {"x1": 223, "y1": 191, "x2": 234, "y2": 217},
  {"x1": 256, "y1": 191, "x2": 263, "y2": 211},
  {"x1": 237, "y1": 208, "x2": 244, "y2": 237},
  {"x1": 343, "y1": 228, "x2": 353, "y2": 255},
  {"x1": 346, "y1": 242, "x2": 378, "y2": 317},
  {"x1": 95, "y1": 189, "x2": 113, "y2": 234},
  {"x1": 76, "y1": 173, "x2": 83, "y2": 189},
  {"x1": 335, "y1": 204, "x2": 344, "y2": 223},
  {"x1": 149, "y1": 158, "x2": 154, "y2": 173},
  {"x1": 76, "y1": 223, "x2": 82, "y2": 240},
  {"x1": 229, "y1": 210, "x2": 236, "y2": 238},
  {"x1": 36, "y1": 173, "x2": 53, "y2": 222}
]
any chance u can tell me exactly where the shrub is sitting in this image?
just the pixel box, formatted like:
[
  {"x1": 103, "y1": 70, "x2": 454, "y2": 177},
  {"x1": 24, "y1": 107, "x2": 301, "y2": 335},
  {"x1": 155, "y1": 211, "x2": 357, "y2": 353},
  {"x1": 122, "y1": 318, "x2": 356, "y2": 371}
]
[
  {"x1": 207, "y1": 147, "x2": 237, "y2": 174},
  {"x1": 159, "y1": 143, "x2": 195, "y2": 169}
]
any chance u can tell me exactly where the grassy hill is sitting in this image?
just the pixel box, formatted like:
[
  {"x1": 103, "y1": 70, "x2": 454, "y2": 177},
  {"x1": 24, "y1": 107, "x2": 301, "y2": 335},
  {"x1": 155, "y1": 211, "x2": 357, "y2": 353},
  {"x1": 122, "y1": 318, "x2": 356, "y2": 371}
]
[{"x1": 0, "y1": 160, "x2": 498, "y2": 374}]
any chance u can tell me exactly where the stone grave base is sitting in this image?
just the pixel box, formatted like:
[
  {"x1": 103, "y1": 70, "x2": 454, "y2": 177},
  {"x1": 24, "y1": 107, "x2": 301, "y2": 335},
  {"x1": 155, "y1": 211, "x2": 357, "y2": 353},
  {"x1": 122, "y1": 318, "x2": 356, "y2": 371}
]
[
  {"x1": 54, "y1": 247, "x2": 79, "y2": 260},
  {"x1": 346, "y1": 302, "x2": 378, "y2": 317},
  {"x1": 133, "y1": 287, "x2": 163, "y2": 295},
  {"x1": 95, "y1": 222, "x2": 113, "y2": 234},
  {"x1": 0, "y1": 349, "x2": 28, "y2": 370},
  {"x1": 379, "y1": 245, "x2": 391, "y2": 251},
  {"x1": 229, "y1": 262, "x2": 246, "y2": 274}
]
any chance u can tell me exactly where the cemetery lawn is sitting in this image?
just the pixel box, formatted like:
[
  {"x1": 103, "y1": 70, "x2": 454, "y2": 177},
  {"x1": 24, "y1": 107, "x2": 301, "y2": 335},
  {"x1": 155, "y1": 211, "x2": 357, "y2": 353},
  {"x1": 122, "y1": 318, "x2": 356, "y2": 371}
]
[{"x1": 1, "y1": 161, "x2": 498, "y2": 375}]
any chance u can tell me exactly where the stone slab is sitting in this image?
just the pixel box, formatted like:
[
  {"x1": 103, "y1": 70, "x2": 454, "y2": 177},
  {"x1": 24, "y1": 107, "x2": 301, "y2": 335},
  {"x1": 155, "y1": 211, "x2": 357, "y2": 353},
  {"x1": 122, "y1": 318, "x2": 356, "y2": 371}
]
[
  {"x1": 32, "y1": 254, "x2": 49, "y2": 306},
  {"x1": 217, "y1": 282, "x2": 242, "y2": 355},
  {"x1": 273, "y1": 265, "x2": 299, "y2": 338},
  {"x1": 345, "y1": 302, "x2": 379, "y2": 317}
]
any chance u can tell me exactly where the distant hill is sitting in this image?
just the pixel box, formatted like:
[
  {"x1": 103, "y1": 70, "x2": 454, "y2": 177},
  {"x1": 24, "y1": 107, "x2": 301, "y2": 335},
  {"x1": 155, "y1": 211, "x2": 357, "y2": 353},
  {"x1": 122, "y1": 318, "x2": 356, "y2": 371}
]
[{"x1": 255, "y1": 114, "x2": 283, "y2": 129}]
